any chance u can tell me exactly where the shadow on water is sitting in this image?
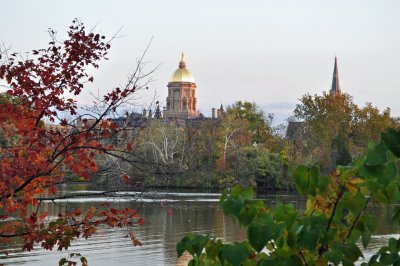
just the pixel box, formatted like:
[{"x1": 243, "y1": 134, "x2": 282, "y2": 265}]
[{"x1": 1, "y1": 185, "x2": 400, "y2": 265}]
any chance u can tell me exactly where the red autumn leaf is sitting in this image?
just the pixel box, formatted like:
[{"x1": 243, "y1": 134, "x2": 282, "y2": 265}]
[
  {"x1": 122, "y1": 174, "x2": 130, "y2": 183},
  {"x1": 127, "y1": 143, "x2": 133, "y2": 152},
  {"x1": 29, "y1": 213, "x2": 37, "y2": 223},
  {"x1": 49, "y1": 186, "x2": 57, "y2": 194},
  {"x1": 39, "y1": 212, "x2": 48, "y2": 220}
]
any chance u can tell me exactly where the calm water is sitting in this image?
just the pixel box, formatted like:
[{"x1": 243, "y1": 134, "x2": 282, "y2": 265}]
[{"x1": 0, "y1": 185, "x2": 399, "y2": 265}]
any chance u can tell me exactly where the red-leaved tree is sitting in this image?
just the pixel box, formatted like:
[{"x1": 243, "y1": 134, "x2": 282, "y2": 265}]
[{"x1": 0, "y1": 20, "x2": 148, "y2": 257}]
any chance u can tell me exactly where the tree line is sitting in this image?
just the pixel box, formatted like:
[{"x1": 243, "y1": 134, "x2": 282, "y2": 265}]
[{"x1": 103, "y1": 93, "x2": 398, "y2": 191}]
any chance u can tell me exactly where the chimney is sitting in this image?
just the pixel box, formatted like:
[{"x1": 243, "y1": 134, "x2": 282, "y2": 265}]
[
  {"x1": 217, "y1": 109, "x2": 221, "y2": 118},
  {"x1": 212, "y1": 108, "x2": 216, "y2": 119}
]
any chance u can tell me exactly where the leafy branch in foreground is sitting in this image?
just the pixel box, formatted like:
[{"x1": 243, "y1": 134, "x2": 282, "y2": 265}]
[
  {"x1": 177, "y1": 128, "x2": 400, "y2": 265},
  {"x1": 0, "y1": 19, "x2": 151, "y2": 259}
]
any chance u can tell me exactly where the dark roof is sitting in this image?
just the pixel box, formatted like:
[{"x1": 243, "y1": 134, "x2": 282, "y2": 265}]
[
  {"x1": 111, "y1": 113, "x2": 145, "y2": 128},
  {"x1": 286, "y1": 121, "x2": 304, "y2": 139}
]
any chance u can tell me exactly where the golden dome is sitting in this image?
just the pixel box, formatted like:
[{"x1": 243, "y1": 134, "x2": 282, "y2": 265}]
[{"x1": 169, "y1": 52, "x2": 195, "y2": 83}]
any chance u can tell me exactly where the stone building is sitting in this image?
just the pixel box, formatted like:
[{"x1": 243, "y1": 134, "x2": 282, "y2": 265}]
[
  {"x1": 106, "y1": 53, "x2": 222, "y2": 130},
  {"x1": 163, "y1": 53, "x2": 199, "y2": 119}
]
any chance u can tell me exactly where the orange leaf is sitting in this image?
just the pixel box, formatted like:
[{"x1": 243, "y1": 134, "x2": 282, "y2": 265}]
[{"x1": 49, "y1": 186, "x2": 57, "y2": 194}]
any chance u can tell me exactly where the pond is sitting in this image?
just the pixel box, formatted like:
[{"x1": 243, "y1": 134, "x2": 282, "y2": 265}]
[{"x1": 0, "y1": 184, "x2": 399, "y2": 265}]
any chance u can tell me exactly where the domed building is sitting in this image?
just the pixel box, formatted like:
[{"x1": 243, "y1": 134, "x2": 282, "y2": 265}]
[{"x1": 163, "y1": 53, "x2": 199, "y2": 119}]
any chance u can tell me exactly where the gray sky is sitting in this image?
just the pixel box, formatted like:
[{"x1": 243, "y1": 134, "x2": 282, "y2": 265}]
[{"x1": 1, "y1": 0, "x2": 399, "y2": 124}]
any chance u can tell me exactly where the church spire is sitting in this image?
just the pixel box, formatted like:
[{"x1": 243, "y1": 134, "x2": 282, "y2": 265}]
[{"x1": 331, "y1": 56, "x2": 341, "y2": 95}]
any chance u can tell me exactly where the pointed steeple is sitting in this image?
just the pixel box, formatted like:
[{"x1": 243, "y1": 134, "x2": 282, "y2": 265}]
[
  {"x1": 331, "y1": 56, "x2": 341, "y2": 95},
  {"x1": 154, "y1": 101, "x2": 162, "y2": 119}
]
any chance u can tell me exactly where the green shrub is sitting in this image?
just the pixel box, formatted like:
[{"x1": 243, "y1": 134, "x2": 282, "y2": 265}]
[{"x1": 177, "y1": 128, "x2": 400, "y2": 265}]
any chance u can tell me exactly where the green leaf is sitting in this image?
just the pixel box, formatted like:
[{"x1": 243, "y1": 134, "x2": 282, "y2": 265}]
[
  {"x1": 365, "y1": 178, "x2": 381, "y2": 193},
  {"x1": 381, "y1": 162, "x2": 397, "y2": 185},
  {"x1": 177, "y1": 234, "x2": 209, "y2": 257},
  {"x1": 238, "y1": 203, "x2": 257, "y2": 226},
  {"x1": 392, "y1": 206, "x2": 400, "y2": 225},
  {"x1": 80, "y1": 257, "x2": 88, "y2": 264},
  {"x1": 324, "y1": 249, "x2": 343, "y2": 264},
  {"x1": 258, "y1": 257, "x2": 275, "y2": 266},
  {"x1": 363, "y1": 161, "x2": 398, "y2": 187},
  {"x1": 318, "y1": 175, "x2": 329, "y2": 193},
  {"x1": 241, "y1": 187, "x2": 254, "y2": 200},
  {"x1": 342, "y1": 191, "x2": 365, "y2": 214},
  {"x1": 388, "y1": 237, "x2": 400, "y2": 253},
  {"x1": 205, "y1": 239, "x2": 223, "y2": 259},
  {"x1": 382, "y1": 128, "x2": 400, "y2": 157},
  {"x1": 292, "y1": 165, "x2": 319, "y2": 196},
  {"x1": 247, "y1": 221, "x2": 272, "y2": 252},
  {"x1": 298, "y1": 228, "x2": 319, "y2": 250},
  {"x1": 380, "y1": 253, "x2": 400, "y2": 265},
  {"x1": 286, "y1": 230, "x2": 296, "y2": 248},
  {"x1": 191, "y1": 235, "x2": 210, "y2": 256},
  {"x1": 292, "y1": 165, "x2": 308, "y2": 195},
  {"x1": 289, "y1": 254, "x2": 304, "y2": 266},
  {"x1": 374, "y1": 190, "x2": 390, "y2": 204},
  {"x1": 368, "y1": 254, "x2": 380, "y2": 264},
  {"x1": 362, "y1": 215, "x2": 378, "y2": 232},
  {"x1": 231, "y1": 185, "x2": 254, "y2": 199},
  {"x1": 361, "y1": 230, "x2": 371, "y2": 249},
  {"x1": 366, "y1": 142, "x2": 387, "y2": 166},
  {"x1": 272, "y1": 203, "x2": 296, "y2": 227},
  {"x1": 375, "y1": 181, "x2": 400, "y2": 204},
  {"x1": 177, "y1": 234, "x2": 192, "y2": 257},
  {"x1": 361, "y1": 166, "x2": 388, "y2": 190},
  {"x1": 385, "y1": 181, "x2": 400, "y2": 202},
  {"x1": 59, "y1": 258, "x2": 68, "y2": 266},
  {"x1": 347, "y1": 228, "x2": 362, "y2": 244},
  {"x1": 342, "y1": 243, "x2": 363, "y2": 262},
  {"x1": 222, "y1": 198, "x2": 244, "y2": 217},
  {"x1": 221, "y1": 243, "x2": 250, "y2": 266}
]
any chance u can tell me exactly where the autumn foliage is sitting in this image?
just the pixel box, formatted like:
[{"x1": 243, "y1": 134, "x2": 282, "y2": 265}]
[{"x1": 0, "y1": 20, "x2": 142, "y2": 253}]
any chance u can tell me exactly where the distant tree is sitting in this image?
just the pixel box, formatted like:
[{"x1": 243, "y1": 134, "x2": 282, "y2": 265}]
[
  {"x1": 227, "y1": 101, "x2": 273, "y2": 144},
  {"x1": 294, "y1": 92, "x2": 398, "y2": 171},
  {"x1": 136, "y1": 119, "x2": 187, "y2": 180},
  {"x1": 216, "y1": 113, "x2": 250, "y2": 171},
  {"x1": 238, "y1": 146, "x2": 290, "y2": 190},
  {"x1": 351, "y1": 103, "x2": 398, "y2": 157}
]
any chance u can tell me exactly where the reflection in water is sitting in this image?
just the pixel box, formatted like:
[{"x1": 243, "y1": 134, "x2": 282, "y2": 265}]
[
  {"x1": 0, "y1": 188, "x2": 246, "y2": 266},
  {"x1": 1, "y1": 187, "x2": 400, "y2": 265}
]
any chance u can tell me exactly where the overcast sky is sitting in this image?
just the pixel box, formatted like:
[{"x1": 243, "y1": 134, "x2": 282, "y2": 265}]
[{"x1": 1, "y1": 0, "x2": 399, "y2": 124}]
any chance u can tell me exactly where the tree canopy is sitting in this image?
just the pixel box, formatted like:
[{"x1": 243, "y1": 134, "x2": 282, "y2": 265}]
[
  {"x1": 227, "y1": 101, "x2": 273, "y2": 144},
  {"x1": 0, "y1": 20, "x2": 145, "y2": 258},
  {"x1": 293, "y1": 92, "x2": 398, "y2": 171}
]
